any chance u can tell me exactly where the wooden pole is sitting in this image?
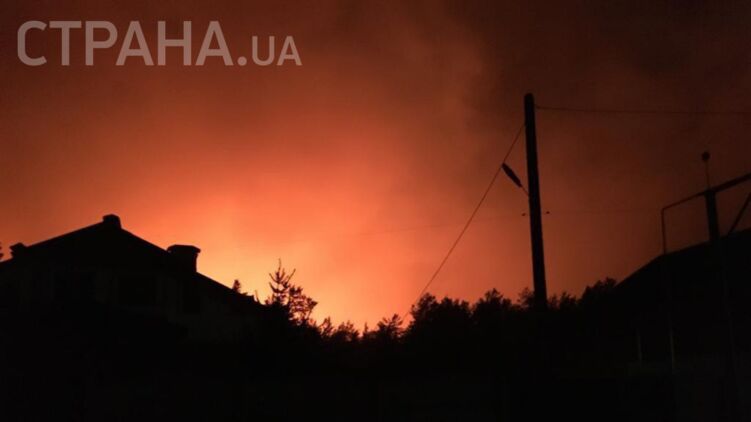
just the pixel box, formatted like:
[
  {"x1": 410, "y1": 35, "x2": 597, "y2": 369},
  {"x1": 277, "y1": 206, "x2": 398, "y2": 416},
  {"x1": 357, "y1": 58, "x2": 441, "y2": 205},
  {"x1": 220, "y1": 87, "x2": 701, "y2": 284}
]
[{"x1": 524, "y1": 93, "x2": 548, "y2": 311}]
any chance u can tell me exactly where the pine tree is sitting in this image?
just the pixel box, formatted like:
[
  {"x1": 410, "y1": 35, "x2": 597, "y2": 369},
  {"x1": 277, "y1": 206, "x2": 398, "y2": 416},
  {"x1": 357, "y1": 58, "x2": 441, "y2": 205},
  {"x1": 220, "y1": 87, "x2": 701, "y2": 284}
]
[{"x1": 265, "y1": 260, "x2": 317, "y2": 325}]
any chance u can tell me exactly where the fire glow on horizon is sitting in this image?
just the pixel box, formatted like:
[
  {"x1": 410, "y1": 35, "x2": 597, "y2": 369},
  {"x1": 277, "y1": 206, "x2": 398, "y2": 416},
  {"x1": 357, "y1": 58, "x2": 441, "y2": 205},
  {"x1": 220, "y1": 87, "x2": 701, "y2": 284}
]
[{"x1": 1, "y1": 1, "x2": 750, "y2": 326}]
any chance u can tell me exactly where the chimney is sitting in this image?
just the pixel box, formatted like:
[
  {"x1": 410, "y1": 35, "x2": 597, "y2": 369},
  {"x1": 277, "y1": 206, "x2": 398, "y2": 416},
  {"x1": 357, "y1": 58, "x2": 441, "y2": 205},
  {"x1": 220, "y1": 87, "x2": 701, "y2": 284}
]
[
  {"x1": 102, "y1": 214, "x2": 121, "y2": 228},
  {"x1": 168, "y1": 244, "x2": 200, "y2": 272},
  {"x1": 10, "y1": 243, "x2": 27, "y2": 258}
]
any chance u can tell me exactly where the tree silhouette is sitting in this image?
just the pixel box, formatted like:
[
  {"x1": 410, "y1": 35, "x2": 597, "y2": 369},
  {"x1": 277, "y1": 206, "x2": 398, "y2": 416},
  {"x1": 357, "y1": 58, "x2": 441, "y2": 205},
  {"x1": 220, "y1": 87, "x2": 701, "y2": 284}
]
[
  {"x1": 265, "y1": 260, "x2": 318, "y2": 325},
  {"x1": 331, "y1": 320, "x2": 359, "y2": 343},
  {"x1": 472, "y1": 288, "x2": 515, "y2": 317},
  {"x1": 318, "y1": 316, "x2": 334, "y2": 337},
  {"x1": 471, "y1": 288, "x2": 518, "y2": 335},
  {"x1": 407, "y1": 293, "x2": 472, "y2": 351},
  {"x1": 579, "y1": 277, "x2": 617, "y2": 308},
  {"x1": 548, "y1": 291, "x2": 577, "y2": 312},
  {"x1": 365, "y1": 314, "x2": 403, "y2": 343},
  {"x1": 231, "y1": 279, "x2": 245, "y2": 295},
  {"x1": 318, "y1": 318, "x2": 359, "y2": 345},
  {"x1": 517, "y1": 287, "x2": 535, "y2": 310}
]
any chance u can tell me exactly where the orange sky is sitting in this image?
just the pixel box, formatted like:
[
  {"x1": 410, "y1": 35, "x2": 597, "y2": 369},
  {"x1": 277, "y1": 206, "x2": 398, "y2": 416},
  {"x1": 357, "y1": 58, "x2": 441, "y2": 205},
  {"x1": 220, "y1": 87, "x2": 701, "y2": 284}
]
[{"x1": 1, "y1": 0, "x2": 750, "y2": 326}]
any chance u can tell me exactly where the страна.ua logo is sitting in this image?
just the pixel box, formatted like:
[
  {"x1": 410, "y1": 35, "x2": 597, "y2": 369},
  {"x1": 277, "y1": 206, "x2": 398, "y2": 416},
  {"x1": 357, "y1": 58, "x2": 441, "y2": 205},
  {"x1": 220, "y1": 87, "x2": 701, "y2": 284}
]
[{"x1": 17, "y1": 21, "x2": 302, "y2": 67}]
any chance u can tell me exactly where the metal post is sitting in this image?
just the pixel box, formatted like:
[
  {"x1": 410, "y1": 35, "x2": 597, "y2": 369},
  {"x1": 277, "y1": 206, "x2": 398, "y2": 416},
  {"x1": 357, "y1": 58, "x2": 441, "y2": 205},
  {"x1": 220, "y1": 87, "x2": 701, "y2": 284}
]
[{"x1": 704, "y1": 190, "x2": 721, "y2": 242}]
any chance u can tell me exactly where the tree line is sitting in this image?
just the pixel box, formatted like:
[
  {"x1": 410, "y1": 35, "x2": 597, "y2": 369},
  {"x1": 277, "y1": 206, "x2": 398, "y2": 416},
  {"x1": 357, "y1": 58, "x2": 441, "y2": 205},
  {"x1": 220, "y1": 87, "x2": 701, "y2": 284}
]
[{"x1": 231, "y1": 260, "x2": 623, "y2": 376}]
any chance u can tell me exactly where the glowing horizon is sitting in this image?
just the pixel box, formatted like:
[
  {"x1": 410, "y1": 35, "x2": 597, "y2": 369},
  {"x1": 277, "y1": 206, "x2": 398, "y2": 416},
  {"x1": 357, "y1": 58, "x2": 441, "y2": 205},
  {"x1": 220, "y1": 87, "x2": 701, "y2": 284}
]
[{"x1": 2, "y1": 0, "x2": 750, "y2": 327}]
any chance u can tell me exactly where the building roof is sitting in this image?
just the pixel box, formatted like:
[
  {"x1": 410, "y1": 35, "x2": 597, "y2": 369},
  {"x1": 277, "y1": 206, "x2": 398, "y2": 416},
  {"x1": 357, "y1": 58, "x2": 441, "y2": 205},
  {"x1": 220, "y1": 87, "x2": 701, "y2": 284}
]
[
  {"x1": 616, "y1": 228, "x2": 751, "y2": 298},
  {"x1": 0, "y1": 214, "x2": 259, "y2": 308}
]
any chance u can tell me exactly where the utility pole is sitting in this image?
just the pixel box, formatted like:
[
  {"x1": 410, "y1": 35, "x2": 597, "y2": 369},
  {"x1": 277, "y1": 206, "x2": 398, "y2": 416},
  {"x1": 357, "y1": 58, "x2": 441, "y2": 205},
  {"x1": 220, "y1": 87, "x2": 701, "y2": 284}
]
[{"x1": 524, "y1": 93, "x2": 548, "y2": 311}]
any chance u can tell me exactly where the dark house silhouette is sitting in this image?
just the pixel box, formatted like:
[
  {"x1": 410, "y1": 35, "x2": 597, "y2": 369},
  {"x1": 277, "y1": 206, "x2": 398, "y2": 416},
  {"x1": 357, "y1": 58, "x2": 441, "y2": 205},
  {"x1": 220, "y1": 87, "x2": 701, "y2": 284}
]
[
  {"x1": 0, "y1": 214, "x2": 262, "y2": 341},
  {"x1": 612, "y1": 229, "x2": 751, "y2": 366},
  {"x1": 577, "y1": 229, "x2": 751, "y2": 420}
]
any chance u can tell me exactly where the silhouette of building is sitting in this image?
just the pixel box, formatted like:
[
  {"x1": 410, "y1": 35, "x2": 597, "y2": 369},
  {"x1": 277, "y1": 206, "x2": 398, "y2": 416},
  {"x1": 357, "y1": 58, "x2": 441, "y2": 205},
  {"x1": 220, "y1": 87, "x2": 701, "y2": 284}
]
[
  {"x1": 0, "y1": 214, "x2": 262, "y2": 341},
  {"x1": 583, "y1": 229, "x2": 751, "y2": 420},
  {"x1": 612, "y1": 229, "x2": 751, "y2": 366}
]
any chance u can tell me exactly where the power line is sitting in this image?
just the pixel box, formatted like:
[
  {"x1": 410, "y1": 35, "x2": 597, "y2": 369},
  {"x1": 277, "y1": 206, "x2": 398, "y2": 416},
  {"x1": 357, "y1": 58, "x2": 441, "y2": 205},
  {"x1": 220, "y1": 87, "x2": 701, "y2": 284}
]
[
  {"x1": 402, "y1": 123, "x2": 525, "y2": 319},
  {"x1": 503, "y1": 124, "x2": 526, "y2": 163},
  {"x1": 549, "y1": 207, "x2": 658, "y2": 216},
  {"x1": 340, "y1": 214, "x2": 524, "y2": 237},
  {"x1": 536, "y1": 104, "x2": 751, "y2": 116}
]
